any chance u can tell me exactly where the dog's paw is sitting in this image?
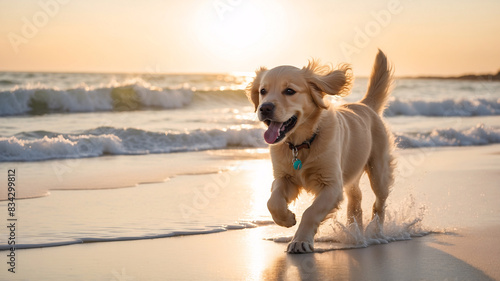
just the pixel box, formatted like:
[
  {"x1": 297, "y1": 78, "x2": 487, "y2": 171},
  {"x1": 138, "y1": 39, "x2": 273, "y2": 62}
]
[
  {"x1": 287, "y1": 241, "x2": 314, "y2": 254},
  {"x1": 272, "y1": 211, "x2": 296, "y2": 228}
]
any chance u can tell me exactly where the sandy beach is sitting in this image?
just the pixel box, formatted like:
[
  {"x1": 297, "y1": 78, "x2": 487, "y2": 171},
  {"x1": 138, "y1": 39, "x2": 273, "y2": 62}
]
[{"x1": 3, "y1": 144, "x2": 500, "y2": 280}]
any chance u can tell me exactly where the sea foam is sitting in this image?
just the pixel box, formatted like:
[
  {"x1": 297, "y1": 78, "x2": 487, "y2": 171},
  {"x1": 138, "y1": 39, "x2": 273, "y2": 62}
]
[{"x1": 0, "y1": 221, "x2": 270, "y2": 251}]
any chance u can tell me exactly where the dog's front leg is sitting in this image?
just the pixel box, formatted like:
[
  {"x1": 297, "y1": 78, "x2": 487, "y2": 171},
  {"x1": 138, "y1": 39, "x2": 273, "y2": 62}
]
[
  {"x1": 267, "y1": 177, "x2": 299, "y2": 228},
  {"x1": 288, "y1": 185, "x2": 343, "y2": 254}
]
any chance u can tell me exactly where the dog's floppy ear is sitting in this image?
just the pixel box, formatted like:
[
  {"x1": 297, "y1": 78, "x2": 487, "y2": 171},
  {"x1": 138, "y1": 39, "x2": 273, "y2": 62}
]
[
  {"x1": 246, "y1": 67, "x2": 267, "y2": 112},
  {"x1": 303, "y1": 61, "x2": 352, "y2": 109}
]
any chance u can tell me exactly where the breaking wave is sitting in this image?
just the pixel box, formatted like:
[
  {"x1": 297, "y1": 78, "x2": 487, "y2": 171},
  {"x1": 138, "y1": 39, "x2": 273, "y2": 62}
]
[
  {"x1": 1, "y1": 124, "x2": 499, "y2": 162},
  {"x1": 0, "y1": 83, "x2": 193, "y2": 116},
  {"x1": 385, "y1": 97, "x2": 500, "y2": 117},
  {"x1": 2, "y1": 80, "x2": 499, "y2": 118},
  {"x1": 0, "y1": 127, "x2": 267, "y2": 162},
  {"x1": 395, "y1": 124, "x2": 500, "y2": 148}
]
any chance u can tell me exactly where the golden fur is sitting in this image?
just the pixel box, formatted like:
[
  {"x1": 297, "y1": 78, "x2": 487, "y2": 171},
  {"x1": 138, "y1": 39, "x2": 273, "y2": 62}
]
[{"x1": 246, "y1": 50, "x2": 395, "y2": 253}]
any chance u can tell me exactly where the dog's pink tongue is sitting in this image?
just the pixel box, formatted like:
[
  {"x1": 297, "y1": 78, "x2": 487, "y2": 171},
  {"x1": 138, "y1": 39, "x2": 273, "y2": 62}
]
[{"x1": 264, "y1": 121, "x2": 283, "y2": 144}]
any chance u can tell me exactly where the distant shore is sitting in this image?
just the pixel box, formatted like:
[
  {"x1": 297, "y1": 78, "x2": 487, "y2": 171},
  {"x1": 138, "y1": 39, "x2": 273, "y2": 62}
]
[{"x1": 406, "y1": 71, "x2": 500, "y2": 81}]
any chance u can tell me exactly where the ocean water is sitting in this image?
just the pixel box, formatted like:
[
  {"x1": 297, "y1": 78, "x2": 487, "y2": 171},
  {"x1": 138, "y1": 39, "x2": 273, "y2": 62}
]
[
  {"x1": 1, "y1": 72, "x2": 500, "y2": 162},
  {"x1": 0, "y1": 71, "x2": 499, "y2": 251}
]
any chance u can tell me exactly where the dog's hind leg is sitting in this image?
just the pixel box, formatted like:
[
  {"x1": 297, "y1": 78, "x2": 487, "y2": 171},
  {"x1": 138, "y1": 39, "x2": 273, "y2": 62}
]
[
  {"x1": 365, "y1": 148, "x2": 394, "y2": 225},
  {"x1": 345, "y1": 173, "x2": 363, "y2": 229}
]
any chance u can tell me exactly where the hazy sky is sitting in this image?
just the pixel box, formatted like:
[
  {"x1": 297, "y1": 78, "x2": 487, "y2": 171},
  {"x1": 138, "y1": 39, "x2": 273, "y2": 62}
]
[{"x1": 1, "y1": 0, "x2": 499, "y2": 76}]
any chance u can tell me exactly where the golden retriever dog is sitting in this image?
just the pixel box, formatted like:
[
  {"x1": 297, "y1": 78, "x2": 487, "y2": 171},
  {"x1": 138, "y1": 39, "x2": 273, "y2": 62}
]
[{"x1": 246, "y1": 50, "x2": 395, "y2": 253}]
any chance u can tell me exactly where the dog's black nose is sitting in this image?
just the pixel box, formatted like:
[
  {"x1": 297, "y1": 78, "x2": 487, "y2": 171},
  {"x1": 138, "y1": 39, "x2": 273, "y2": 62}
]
[{"x1": 259, "y1": 102, "x2": 275, "y2": 119}]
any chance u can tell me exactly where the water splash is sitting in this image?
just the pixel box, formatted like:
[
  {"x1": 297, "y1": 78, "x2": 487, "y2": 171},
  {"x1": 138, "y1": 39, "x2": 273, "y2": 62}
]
[{"x1": 266, "y1": 195, "x2": 432, "y2": 252}]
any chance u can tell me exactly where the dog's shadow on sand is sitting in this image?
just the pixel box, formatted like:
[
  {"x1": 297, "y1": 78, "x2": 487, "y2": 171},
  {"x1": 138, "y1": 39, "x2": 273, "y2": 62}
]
[{"x1": 262, "y1": 235, "x2": 494, "y2": 281}]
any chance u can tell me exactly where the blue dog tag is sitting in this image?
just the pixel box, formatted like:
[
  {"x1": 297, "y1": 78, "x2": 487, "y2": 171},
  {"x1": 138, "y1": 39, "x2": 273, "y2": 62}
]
[{"x1": 293, "y1": 159, "x2": 302, "y2": 170}]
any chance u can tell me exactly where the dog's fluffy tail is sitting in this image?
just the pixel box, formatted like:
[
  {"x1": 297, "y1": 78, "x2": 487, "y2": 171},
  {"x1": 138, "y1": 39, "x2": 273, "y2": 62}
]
[{"x1": 360, "y1": 49, "x2": 393, "y2": 115}]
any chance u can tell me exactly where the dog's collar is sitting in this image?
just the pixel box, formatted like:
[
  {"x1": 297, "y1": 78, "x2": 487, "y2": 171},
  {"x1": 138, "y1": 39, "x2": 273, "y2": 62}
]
[
  {"x1": 286, "y1": 132, "x2": 317, "y2": 151},
  {"x1": 286, "y1": 132, "x2": 318, "y2": 170}
]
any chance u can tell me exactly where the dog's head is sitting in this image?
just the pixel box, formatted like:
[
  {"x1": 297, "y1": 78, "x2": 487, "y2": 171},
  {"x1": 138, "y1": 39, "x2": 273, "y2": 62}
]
[{"x1": 246, "y1": 61, "x2": 352, "y2": 144}]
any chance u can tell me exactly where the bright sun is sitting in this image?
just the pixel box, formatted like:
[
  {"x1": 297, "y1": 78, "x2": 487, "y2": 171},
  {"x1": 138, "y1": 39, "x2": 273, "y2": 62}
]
[{"x1": 193, "y1": 1, "x2": 286, "y2": 66}]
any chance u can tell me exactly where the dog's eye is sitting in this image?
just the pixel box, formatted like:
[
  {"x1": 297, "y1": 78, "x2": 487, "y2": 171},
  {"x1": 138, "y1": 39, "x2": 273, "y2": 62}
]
[
  {"x1": 260, "y1": 88, "x2": 267, "y2": 95},
  {"x1": 284, "y1": 88, "x2": 296, "y2": 96}
]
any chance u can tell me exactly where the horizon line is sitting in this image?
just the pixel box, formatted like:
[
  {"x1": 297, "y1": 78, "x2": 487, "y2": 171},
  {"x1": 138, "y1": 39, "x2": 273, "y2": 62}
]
[{"x1": 0, "y1": 69, "x2": 499, "y2": 80}]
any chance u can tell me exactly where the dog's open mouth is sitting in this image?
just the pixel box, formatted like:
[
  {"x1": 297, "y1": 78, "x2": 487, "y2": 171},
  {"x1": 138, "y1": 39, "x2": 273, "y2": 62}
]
[{"x1": 263, "y1": 115, "x2": 297, "y2": 144}]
